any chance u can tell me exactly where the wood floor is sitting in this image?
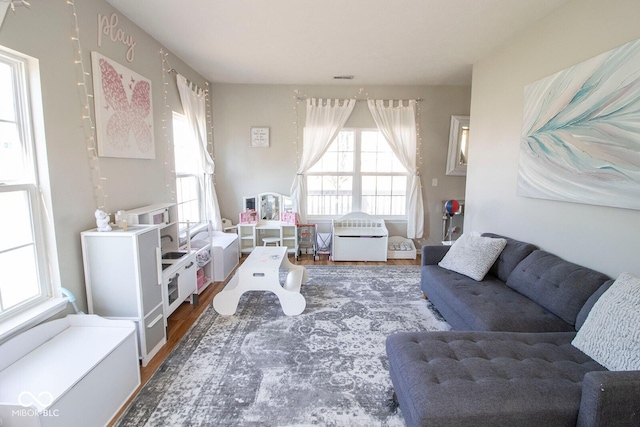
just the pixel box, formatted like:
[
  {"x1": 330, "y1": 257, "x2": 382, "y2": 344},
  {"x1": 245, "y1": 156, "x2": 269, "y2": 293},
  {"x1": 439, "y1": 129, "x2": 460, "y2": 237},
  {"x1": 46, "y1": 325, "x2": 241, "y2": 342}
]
[{"x1": 109, "y1": 254, "x2": 420, "y2": 425}]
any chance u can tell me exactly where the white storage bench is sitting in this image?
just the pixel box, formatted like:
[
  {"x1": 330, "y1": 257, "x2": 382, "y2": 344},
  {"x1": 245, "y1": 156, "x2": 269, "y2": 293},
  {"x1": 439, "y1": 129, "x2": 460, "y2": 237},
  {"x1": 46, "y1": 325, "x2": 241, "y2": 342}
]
[
  {"x1": 331, "y1": 212, "x2": 388, "y2": 262},
  {"x1": 210, "y1": 231, "x2": 239, "y2": 281},
  {"x1": 0, "y1": 315, "x2": 140, "y2": 427}
]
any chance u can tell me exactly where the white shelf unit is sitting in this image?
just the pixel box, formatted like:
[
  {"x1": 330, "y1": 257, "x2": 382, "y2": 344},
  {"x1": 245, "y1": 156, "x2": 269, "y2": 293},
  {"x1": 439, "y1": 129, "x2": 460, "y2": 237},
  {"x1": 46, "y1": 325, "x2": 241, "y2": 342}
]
[
  {"x1": 238, "y1": 223, "x2": 257, "y2": 254},
  {"x1": 239, "y1": 223, "x2": 297, "y2": 255},
  {"x1": 81, "y1": 224, "x2": 166, "y2": 367}
]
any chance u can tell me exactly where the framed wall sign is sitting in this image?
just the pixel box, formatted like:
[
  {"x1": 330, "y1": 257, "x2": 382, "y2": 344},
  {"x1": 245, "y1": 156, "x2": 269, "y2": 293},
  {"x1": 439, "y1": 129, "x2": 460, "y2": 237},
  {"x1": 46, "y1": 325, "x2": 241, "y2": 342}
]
[{"x1": 250, "y1": 127, "x2": 270, "y2": 148}]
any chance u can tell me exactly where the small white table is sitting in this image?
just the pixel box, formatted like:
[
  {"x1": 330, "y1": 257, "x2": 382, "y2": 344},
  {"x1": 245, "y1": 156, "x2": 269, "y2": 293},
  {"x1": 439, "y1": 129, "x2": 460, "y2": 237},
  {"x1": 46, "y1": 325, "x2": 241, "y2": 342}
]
[{"x1": 213, "y1": 246, "x2": 309, "y2": 316}]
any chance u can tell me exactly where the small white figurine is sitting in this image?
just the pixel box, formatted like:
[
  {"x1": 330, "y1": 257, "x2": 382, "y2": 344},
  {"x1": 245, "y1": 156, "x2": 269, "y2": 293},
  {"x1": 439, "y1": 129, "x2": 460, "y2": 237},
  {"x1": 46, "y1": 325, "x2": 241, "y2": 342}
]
[{"x1": 95, "y1": 209, "x2": 112, "y2": 232}]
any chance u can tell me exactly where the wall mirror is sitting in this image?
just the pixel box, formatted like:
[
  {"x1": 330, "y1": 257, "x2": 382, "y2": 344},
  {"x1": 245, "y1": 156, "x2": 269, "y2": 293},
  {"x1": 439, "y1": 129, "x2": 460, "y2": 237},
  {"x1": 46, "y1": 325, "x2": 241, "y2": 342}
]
[
  {"x1": 445, "y1": 115, "x2": 470, "y2": 176},
  {"x1": 258, "y1": 193, "x2": 280, "y2": 221},
  {"x1": 243, "y1": 195, "x2": 257, "y2": 211}
]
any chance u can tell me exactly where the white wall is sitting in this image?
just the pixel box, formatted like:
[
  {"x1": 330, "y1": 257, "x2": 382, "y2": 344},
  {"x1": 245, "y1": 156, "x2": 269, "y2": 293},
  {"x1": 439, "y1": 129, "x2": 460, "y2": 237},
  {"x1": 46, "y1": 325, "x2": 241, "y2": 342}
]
[
  {"x1": 211, "y1": 84, "x2": 470, "y2": 244},
  {"x1": 466, "y1": 0, "x2": 640, "y2": 278},
  {"x1": 0, "y1": 0, "x2": 208, "y2": 312}
]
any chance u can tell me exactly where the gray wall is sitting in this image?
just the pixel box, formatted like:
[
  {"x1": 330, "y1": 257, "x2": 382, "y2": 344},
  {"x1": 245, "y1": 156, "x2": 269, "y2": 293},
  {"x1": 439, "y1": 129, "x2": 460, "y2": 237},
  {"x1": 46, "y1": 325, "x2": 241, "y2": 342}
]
[
  {"x1": 466, "y1": 0, "x2": 640, "y2": 278},
  {"x1": 211, "y1": 84, "x2": 470, "y2": 243},
  {"x1": 0, "y1": 0, "x2": 208, "y2": 313}
]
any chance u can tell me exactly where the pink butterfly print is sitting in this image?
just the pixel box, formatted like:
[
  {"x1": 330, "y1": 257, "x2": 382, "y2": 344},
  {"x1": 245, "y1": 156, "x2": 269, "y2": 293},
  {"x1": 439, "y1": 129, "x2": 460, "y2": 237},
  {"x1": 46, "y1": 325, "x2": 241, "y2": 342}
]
[{"x1": 99, "y1": 58, "x2": 152, "y2": 153}]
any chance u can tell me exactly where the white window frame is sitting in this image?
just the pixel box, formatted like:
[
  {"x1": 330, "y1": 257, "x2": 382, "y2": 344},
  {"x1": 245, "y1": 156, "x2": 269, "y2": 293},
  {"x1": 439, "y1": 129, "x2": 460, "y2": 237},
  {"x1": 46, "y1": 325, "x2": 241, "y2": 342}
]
[
  {"x1": 306, "y1": 128, "x2": 410, "y2": 221},
  {"x1": 172, "y1": 111, "x2": 203, "y2": 235},
  {"x1": 0, "y1": 46, "x2": 64, "y2": 342}
]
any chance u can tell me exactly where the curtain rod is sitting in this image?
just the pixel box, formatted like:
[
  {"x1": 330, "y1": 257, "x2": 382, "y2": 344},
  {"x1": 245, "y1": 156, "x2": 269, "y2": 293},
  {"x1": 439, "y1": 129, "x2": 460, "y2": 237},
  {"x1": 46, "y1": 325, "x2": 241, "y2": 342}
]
[{"x1": 295, "y1": 96, "x2": 423, "y2": 102}]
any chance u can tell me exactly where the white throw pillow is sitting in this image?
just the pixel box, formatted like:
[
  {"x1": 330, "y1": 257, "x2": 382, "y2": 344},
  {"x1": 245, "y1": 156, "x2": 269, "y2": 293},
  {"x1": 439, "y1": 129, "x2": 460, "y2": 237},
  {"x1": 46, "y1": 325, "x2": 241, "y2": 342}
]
[
  {"x1": 572, "y1": 272, "x2": 640, "y2": 371},
  {"x1": 438, "y1": 233, "x2": 507, "y2": 281}
]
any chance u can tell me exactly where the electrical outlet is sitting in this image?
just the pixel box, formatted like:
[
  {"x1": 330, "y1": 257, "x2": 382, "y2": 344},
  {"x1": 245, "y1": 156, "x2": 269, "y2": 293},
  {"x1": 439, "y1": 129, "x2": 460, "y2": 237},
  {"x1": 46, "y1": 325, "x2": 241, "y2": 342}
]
[{"x1": 432, "y1": 178, "x2": 438, "y2": 187}]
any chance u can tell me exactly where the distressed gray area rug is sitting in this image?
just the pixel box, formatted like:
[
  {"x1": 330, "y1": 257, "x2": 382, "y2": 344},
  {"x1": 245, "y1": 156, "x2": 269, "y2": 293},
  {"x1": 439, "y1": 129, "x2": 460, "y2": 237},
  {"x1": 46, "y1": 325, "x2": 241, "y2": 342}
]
[{"x1": 116, "y1": 266, "x2": 449, "y2": 427}]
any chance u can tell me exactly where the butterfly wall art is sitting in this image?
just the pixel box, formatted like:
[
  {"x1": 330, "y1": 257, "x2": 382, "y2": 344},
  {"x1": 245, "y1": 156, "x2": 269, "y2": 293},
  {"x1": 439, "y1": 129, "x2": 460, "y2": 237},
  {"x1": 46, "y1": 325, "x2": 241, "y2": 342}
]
[{"x1": 91, "y1": 52, "x2": 155, "y2": 159}]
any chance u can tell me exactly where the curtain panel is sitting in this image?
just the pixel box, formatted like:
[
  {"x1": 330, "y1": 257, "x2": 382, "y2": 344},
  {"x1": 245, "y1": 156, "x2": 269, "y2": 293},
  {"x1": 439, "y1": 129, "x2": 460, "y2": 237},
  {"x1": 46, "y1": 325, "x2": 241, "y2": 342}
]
[
  {"x1": 176, "y1": 74, "x2": 222, "y2": 231},
  {"x1": 290, "y1": 98, "x2": 356, "y2": 224},
  {"x1": 367, "y1": 99, "x2": 424, "y2": 238}
]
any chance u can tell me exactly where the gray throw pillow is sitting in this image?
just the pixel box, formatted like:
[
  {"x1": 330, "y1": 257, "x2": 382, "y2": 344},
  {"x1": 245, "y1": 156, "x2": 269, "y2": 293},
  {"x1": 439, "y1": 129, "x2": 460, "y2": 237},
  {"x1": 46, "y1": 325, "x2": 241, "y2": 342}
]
[{"x1": 438, "y1": 233, "x2": 507, "y2": 281}]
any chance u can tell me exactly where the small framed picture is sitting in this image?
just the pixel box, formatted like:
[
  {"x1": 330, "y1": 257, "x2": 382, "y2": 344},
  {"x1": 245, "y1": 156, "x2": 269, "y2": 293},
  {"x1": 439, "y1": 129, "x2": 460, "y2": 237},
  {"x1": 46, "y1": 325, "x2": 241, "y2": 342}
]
[{"x1": 250, "y1": 127, "x2": 270, "y2": 148}]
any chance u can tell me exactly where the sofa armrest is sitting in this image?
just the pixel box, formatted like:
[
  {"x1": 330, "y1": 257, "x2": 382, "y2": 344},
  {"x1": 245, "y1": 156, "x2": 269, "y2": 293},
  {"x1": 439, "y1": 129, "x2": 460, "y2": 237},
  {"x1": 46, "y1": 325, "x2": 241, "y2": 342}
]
[
  {"x1": 577, "y1": 370, "x2": 640, "y2": 427},
  {"x1": 421, "y1": 245, "x2": 450, "y2": 266}
]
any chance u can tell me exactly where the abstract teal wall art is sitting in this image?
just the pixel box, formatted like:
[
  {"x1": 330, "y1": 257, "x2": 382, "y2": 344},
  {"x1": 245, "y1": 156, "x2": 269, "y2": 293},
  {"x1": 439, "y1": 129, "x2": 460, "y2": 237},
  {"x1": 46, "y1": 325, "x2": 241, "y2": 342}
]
[{"x1": 518, "y1": 38, "x2": 640, "y2": 210}]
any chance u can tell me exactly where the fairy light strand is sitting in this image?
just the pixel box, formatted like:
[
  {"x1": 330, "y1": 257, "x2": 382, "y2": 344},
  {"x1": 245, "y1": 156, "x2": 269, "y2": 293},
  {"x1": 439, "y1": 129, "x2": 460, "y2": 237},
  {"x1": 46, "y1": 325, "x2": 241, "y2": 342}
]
[
  {"x1": 160, "y1": 49, "x2": 177, "y2": 202},
  {"x1": 205, "y1": 81, "x2": 215, "y2": 184},
  {"x1": 66, "y1": 0, "x2": 108, "y2": 210}
]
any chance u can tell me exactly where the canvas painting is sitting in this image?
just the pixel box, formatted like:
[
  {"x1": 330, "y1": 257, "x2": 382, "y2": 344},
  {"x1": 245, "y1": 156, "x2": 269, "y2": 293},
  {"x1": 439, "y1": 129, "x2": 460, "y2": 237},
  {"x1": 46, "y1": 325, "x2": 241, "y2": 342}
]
[
  {"x1": 518, "y1": 38, "x2": 640, "y2": 210},
  {"x1": 91, "y1": 52, "x2": 155, "y2": 159}
]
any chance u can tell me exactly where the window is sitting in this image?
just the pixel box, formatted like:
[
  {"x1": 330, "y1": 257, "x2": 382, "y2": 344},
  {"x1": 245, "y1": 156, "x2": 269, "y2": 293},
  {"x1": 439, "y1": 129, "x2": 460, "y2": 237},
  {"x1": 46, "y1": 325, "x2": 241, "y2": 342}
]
[
  {"x1": 0, "y1": 47, "x2": 56, "y2": 322},
  {"x1": 172, "y1": 112, "x2": 202, "y2": 232},
  {"x1": 307, "y1": 129, "x2": 408, "y2": 217}
]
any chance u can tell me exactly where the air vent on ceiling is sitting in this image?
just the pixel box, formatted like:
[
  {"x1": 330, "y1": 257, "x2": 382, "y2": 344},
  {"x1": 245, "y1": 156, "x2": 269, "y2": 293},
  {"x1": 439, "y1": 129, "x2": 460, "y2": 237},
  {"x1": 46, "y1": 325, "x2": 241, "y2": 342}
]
[{"x1": 333, "y1": 75, "x2": 354, "y2": 80}]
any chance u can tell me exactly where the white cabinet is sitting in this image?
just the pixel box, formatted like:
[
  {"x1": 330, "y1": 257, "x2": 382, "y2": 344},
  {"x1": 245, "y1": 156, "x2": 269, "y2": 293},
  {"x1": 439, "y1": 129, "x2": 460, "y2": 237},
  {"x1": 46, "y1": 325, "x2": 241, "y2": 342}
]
[
  {"x1": 162, "y1": 253, "x2": 197, "y2": 316},
  {"x1": 81, "y1": 225, "x2": 166, "y2": 367}
]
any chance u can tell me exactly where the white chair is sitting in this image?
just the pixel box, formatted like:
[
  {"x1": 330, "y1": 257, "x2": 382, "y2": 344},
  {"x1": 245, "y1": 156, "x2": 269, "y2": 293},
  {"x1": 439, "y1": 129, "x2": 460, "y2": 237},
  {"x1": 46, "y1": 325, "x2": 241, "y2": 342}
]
[{"x1": 262, "y1": 237, "x2": 280, "y2": 246}]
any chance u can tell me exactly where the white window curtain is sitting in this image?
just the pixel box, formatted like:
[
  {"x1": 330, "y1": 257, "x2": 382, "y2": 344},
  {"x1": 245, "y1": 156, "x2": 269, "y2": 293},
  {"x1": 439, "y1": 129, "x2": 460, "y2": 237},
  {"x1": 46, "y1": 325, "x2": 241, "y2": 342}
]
[
  {"x1": 176, "y1": 74, "x2": 222, "y2": 231},
  {"x1": 367, "y1": 99, "x2": 424, "y2": 238},
  {"x1": 291, "y1": 98, "x2": 356, "y2": 223}
]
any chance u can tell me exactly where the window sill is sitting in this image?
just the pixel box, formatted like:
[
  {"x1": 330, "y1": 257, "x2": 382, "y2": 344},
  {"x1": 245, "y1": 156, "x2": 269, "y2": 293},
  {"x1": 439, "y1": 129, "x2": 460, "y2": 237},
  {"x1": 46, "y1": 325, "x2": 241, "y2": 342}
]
[{"x1": 0, "y1": 297, "x2": 68, "y2": 344}]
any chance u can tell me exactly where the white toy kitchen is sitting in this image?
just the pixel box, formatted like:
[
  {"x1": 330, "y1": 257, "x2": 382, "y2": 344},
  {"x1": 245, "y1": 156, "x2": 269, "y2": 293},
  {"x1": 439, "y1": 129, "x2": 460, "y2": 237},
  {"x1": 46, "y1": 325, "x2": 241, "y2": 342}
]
[{"x1": 81, "y1": 202, "x2": 216, "y2": 366}]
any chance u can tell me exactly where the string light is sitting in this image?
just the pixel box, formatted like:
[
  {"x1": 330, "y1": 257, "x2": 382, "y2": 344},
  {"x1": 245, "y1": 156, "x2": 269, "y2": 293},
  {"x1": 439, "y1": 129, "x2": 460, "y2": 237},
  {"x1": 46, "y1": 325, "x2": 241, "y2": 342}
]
[
  {"x1": 160, "y1": 49, "x2": 176, "y2": 202},
  {"x1": 205, "y1": 80, "x2": 215, "y2": 185},
  {"x1": 66, "y1": 0, "x2": 108, "y2": 210}
]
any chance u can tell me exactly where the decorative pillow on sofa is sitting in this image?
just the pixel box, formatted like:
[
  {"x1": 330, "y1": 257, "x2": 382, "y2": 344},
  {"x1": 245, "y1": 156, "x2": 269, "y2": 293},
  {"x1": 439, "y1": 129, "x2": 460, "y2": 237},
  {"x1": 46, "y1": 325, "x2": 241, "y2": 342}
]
[
  {"x1": 438, "y1": 233, "x2": 507, "y2": 281},
  {"x1": 572, "y1": 272, "x2": 640, "y2": 371}
]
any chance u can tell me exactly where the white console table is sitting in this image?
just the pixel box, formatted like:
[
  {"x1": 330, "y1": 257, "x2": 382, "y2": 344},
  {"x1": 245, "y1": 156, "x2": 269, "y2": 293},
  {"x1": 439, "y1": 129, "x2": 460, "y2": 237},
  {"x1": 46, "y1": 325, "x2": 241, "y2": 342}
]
[{"x1": 213, "y1": 246, "x2": 308, "y2": 316}]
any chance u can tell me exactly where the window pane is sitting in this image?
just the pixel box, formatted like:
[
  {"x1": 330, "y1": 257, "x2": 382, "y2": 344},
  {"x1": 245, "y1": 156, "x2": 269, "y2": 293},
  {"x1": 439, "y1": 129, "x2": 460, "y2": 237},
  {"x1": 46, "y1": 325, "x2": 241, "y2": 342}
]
[
  {"x1": 306, "y1": 175, "x2": 352, "y2": 215},
  {"x1": 172, "y1": 114, "x2": 199, "y2": 174},
  {"x1": 308, "y1": 131, "x2": 354, "y2": 173},
  {"x1": 176, "y1": 176, "x2": 200, "y2": 226},
  {"x1": 0, "y1": 122, "x2": 26, "y2": 182},
  {"x1": 361, "y1": 175, "x2": 407, "y2": 215},
  {"x1": 0, "y1": 61, "x2": 16, "y2": 122},
  {"x1": 0, "y1": 245, "x2": 40, "y2": 311},
  {"x1": 0, "y1": 191, "x2": 34, "y2": 252},
  {"x1": 361, "y1": 130, "x2": 406, "y2": 173}
]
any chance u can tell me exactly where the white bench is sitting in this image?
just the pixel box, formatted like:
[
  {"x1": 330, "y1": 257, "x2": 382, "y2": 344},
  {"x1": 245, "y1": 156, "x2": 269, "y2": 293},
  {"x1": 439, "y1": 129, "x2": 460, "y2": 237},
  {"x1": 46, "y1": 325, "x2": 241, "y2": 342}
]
[
  {"x1": 331, "y1": 212, "x2": 388, "y2": 262},
  {"x1": 0, "y1": 315, "x2": 139, "y2": 427}
]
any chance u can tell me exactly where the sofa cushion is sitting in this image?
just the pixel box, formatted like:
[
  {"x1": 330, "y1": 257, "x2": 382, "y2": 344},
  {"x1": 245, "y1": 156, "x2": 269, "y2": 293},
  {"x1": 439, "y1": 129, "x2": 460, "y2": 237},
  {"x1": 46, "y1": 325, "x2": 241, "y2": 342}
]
[
  {"x1": 438, "y1": 234, "x2": 507, "y2": 281},
  {"x1": 572, "y1": 272, "x2": 640, "y2": 371},
  {"x1": 575, "y1": 279, "x2": 614, "y2": 330},
  {"x1": 481, "y1": 233, "x2": 537, "y2": 282},
  {"x1": 386, "y1": 330, "x2": 606, "y2": 427},
  {"x1": 421, "y1": 265, "x2": 574, "y2": 332},
  {"x1": 506, "y1": 250, "x2": 609, "y2": 327}
]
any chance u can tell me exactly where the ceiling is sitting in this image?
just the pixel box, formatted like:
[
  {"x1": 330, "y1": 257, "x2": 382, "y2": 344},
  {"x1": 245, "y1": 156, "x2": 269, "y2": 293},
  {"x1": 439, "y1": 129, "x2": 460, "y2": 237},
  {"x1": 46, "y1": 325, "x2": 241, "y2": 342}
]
[{"x1": 106, "y1": 0, "x2": 571, "y2": 86}]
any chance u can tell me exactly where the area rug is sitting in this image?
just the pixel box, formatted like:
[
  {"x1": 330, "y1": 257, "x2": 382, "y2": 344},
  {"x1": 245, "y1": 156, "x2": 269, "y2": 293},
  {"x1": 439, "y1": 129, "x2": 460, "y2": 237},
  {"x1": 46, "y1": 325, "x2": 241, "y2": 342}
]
[{"x1": 116, "y1": 266, "x2": 450, "y2": 427}]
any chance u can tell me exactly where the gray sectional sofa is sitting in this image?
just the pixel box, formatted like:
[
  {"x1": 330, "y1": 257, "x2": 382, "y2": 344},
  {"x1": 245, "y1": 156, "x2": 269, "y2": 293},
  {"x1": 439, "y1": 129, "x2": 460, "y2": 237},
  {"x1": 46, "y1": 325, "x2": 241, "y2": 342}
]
[{"x1": 386, "y1": 233, "x2": 640, "y2": 427}]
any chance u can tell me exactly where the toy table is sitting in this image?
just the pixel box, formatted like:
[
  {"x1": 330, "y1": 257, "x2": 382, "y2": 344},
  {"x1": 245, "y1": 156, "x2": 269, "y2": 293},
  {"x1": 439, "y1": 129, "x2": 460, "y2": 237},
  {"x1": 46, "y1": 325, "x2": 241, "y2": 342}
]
[{"x1": 213, "y1": 246, "x2": 308, "y2": 316}]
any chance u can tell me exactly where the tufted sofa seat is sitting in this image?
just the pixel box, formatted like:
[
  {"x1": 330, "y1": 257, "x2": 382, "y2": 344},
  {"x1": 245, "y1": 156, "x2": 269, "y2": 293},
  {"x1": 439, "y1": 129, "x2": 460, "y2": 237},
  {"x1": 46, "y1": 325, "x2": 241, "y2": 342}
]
[{"x1": 386, "y1": 331, "x2": 640, "y2": 427}]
